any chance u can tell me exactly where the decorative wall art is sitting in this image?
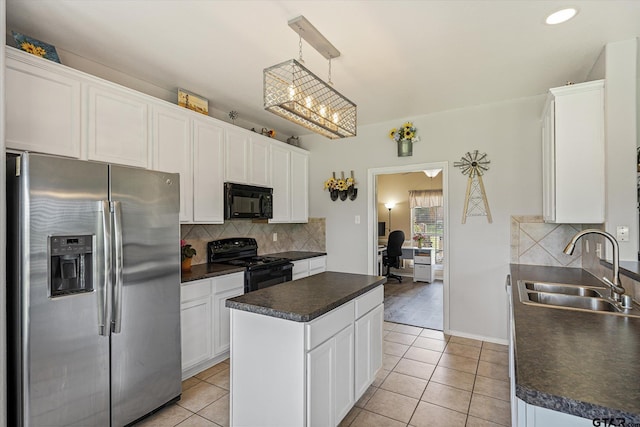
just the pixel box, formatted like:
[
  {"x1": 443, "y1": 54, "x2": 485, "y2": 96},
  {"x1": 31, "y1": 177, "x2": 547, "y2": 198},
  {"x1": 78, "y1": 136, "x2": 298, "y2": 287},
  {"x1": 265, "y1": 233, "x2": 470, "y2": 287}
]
[
  {"x1": 454, "y1": 150, "x2": 492, "y2": 224},
  {"x1": 389, "y1": 121, "x2": 419, "y2": 157},
  {"x1": 178, "y1": 89, "x2": 209, "y2": 115},
  {"x1": 12, "y1": 31, "x2": 60, "y2": 63},
  {"x1": 324, "y1": 171, "x2": 357, "y2": 201}
]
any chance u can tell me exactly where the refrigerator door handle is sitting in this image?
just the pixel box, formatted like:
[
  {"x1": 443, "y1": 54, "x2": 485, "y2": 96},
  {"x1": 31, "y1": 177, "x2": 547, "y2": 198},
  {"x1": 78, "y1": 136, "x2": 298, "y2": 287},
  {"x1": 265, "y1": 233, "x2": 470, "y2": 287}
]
[
  {"x1": 111, "y1": 200, "x2": 124, "y2": 334},
  {"x1": 99, "y1": 200, "x2": 112, "y2": 336}
]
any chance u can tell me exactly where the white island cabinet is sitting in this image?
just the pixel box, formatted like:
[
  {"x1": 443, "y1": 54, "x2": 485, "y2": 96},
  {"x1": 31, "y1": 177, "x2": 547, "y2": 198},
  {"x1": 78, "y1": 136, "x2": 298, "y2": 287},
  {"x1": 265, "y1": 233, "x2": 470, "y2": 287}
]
[{"x1": 228, "y1": 273, "x2": 384, "y2": 427}]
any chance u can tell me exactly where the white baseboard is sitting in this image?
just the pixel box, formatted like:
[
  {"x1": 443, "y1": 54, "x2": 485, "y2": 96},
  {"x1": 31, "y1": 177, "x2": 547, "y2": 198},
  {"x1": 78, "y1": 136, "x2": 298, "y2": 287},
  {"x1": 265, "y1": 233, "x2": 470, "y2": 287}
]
[
  {"x1": 445, "y1": 329, "x2": 508, "y2": 346},
  {"x1": 182, "y1": 352, "x2": 230, "y2": 380}
]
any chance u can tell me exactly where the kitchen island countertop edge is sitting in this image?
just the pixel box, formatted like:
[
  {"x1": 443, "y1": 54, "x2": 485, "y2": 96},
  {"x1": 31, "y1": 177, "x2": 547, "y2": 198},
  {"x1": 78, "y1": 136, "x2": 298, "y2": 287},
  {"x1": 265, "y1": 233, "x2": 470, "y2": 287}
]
[{"x1": 226, "y1": 271, "x2": 386, "y2": 322}]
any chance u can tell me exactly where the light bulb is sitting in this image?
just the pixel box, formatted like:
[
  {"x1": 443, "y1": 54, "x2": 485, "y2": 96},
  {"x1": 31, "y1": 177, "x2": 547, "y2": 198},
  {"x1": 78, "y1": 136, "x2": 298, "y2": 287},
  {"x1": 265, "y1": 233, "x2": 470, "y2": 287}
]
[
  {"x1": 305, "y1": 96, "x2": 313, "y2": 108},
  {"x1": 545, "y1": 8, "x2": 577, "y2": 25},
  {"x1": 319, "y1": 105, "x2": 327, "y2": 117},
  {"x1": 332, "y1": 112, "x2": 339, "y2": 123},
  {"x1": 288, "y1": 85, "x2": 296, "y2": 100}
]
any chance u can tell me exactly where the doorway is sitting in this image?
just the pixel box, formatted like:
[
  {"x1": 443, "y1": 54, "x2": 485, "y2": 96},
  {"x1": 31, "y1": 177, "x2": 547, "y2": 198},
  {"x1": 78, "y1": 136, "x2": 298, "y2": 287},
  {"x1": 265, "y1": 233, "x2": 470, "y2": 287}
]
[{"x1": 367, "y1": 162, "x2": 449, "y2": 332}]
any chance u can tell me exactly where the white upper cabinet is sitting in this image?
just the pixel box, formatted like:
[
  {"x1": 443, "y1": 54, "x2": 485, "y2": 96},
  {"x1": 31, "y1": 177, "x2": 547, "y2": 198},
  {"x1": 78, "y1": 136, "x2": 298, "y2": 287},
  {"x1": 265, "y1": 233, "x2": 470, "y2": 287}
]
[
  {"x1": 87, "y1": 84, "x2": 150, "y2": 168},
  {"x1": 5, "y1": 47, "x2": 309, "y2": 223},
  {"x1": 270, "y1": 144, "x2": 292, "y2": 222},
  {"x1": 290, "y1": 150, "x2": 309, "y2": 222},
  {"x1": 224, "y1": 127, "x2": 250, "y2": 184},
  {"x1": 193, "y1": 119, "x2": 225, "y2": 223},
  {"x1": 6, "y1": 49, "x2": 81, "y2": 158},
  {"x1": 152, "y1": 105, "x2": 193, "y2": 222},
  {"x1": 224, "y1": 126, "x2": 272, "y2": 187},
  {"x1": 542, "y1": 80, "x2": 605, "y2": 223},
  {"x1": 249, "y1": 137, "x2": 271, "y2": 187},
  {"x1": 270, "y1": 141, "x2": 309, "y2": 223}
]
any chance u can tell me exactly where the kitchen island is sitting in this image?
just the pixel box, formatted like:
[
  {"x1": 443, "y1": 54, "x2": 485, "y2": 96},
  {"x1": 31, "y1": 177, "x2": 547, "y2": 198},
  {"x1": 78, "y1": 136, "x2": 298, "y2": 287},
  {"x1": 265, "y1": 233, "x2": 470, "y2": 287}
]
[
  {"x1": 226, "y1": 272, "x2": 386, "y2": 427},
  {"x1": 509, "y1": 264, "x2": 640, "y2": 425}
]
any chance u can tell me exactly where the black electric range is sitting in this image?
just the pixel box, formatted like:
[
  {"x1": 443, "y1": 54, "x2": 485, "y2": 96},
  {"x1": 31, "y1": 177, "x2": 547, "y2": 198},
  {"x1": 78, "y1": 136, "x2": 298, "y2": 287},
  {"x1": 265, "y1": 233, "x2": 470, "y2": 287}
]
[{"x1": 208, "y1": 238, "x2": 293, "y2": 293}]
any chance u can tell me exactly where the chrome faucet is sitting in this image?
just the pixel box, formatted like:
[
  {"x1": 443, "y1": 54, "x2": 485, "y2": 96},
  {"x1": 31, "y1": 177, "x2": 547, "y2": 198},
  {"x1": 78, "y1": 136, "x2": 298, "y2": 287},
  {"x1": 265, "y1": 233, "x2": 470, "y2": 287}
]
[{"x1": 563, "y1": 229, "x2": 625, "y2": 301}]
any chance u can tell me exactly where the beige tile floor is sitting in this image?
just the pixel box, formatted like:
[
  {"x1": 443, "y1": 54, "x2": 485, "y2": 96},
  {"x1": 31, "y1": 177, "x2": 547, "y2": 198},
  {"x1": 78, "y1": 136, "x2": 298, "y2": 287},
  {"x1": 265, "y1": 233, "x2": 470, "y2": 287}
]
[{"x1": 135, "y1": 321, "x2": 511, "y2": 427}]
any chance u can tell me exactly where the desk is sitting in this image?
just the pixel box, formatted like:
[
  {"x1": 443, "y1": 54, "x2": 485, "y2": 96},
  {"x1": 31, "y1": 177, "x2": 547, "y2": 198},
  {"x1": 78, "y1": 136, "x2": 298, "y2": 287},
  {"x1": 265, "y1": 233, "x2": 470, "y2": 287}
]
[{"x1": 377, "y1": 246, "x2": 433, "y2": 282}]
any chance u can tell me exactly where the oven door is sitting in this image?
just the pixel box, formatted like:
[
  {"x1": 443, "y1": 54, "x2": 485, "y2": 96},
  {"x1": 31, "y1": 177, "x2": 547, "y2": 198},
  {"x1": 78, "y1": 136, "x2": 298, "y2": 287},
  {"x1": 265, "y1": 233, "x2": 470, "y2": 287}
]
[{"x1": 245, "y1": 263, "x2": 293, "y2": 293}]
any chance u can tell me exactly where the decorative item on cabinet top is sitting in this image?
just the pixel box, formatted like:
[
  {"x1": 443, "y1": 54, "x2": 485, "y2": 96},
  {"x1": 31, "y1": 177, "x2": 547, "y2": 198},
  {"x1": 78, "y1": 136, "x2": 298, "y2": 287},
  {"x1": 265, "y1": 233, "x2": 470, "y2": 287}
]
[
  {"x1": 11, "y1": 31, "x2": 61, "y2": 63},
  {"x1": 389, "y1": 121, "x2": 420, "y2": 157},
  {"x1": 324, "y1": 171, "x2": 357, "y2": 201},
  {"x1": 178, "y1": 88, "x2": 209, "y2": 115}
]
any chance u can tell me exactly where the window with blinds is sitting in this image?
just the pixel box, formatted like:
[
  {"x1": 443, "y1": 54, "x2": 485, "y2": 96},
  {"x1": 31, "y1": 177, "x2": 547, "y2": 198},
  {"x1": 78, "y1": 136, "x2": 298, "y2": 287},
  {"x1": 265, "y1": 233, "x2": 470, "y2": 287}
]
[{"x1": 412, "y1": 206, "x2": 444, "y2": 263}]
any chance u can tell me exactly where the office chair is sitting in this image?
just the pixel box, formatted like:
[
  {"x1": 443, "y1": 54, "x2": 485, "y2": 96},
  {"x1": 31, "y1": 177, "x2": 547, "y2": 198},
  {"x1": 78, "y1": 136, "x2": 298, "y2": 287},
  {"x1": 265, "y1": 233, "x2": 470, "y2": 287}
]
[{"x1": 383, "y1": 230, "x2": 405, "y2": 283}]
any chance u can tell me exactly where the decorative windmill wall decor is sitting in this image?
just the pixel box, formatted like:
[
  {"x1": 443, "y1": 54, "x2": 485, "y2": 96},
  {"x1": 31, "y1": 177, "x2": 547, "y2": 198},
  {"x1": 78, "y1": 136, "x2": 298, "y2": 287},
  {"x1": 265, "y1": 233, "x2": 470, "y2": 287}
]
[{"x1": 454, "y1": 150, "x2": 492, "y2": 224}]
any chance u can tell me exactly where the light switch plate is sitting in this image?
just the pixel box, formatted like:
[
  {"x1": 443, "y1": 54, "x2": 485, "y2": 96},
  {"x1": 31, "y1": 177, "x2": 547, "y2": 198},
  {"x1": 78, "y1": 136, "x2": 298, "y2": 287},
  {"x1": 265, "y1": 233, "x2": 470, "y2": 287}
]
[{"x1": 616, "y1": 226, "x2": 629, "y2": 242}]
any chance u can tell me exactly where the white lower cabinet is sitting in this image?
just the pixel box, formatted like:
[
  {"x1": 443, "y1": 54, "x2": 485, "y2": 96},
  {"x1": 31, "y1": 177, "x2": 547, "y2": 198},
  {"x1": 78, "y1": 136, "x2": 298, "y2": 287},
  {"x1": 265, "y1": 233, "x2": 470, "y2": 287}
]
[
  {"x1": 354, "y1": 304, "x2": 384, "y2": 399},
  {"x1": 180, "y1": 272, "x2": 244, "y2": 378},
  {"x1": 517, "y1": 398, "x2": 592, "y2": 427},
  {"x1": 180, "y1": 279, "x2": 213, "y2": 373},
  {"x1": 212, "y1": 273, "x2": 245, "y2": 355},
  {"x1": 292, "y1": 256, "x2": 327, "y2": 281},
  {"x1": 307, "y1": 324, "x2": 354, "y2": 427}
]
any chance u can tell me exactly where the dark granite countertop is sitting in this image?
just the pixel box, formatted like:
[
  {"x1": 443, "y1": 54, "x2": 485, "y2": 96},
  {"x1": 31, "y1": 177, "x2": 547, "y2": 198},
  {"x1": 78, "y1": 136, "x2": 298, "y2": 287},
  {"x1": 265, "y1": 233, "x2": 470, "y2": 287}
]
[
  {"x1": 599, "y1": 259, "x2": 640, "y2": 282},
  {"x1": 226, "y1": 271, "x2": 385, "y2": 322},
  {"x1": 181, "y1": 263, "x2": 245, "y2": 283},
  {"x1": 510, "y1": 264, "x2": 640, "y2": 422},
  {"x1": 265, "y1": 251, "x2": 327, "y2": 261}
]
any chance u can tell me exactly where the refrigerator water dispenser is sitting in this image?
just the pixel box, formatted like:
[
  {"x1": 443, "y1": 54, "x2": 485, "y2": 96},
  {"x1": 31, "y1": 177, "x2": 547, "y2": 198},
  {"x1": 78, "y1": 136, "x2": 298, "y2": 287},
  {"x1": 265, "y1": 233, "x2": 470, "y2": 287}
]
[{"x1": 49, "y1": 235, "x2": 94, "y2": 297}]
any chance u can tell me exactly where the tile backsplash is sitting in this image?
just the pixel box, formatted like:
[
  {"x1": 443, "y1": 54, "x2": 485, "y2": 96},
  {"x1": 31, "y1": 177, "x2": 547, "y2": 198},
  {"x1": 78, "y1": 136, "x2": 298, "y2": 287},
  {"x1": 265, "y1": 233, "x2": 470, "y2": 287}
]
[
  {"x1": 181, "y1": 218, "x2": 326, "y2": 265},
  {"x1": 510, "y1": 215, "x2": 601, "y2": 268},
  {"x1": 510, "y1": 216, "x2": 638, "y2": 300}
]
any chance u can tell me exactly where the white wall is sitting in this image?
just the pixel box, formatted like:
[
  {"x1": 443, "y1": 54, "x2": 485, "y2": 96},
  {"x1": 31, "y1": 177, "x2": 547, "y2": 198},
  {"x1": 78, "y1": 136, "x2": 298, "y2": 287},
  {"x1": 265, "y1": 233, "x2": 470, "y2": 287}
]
[
  {"x1": 305, "y1": 96, "x2": 544, "y2": 341},
  {"x1": 603, "y1": 39, "x2": 638, "y2": 260}
]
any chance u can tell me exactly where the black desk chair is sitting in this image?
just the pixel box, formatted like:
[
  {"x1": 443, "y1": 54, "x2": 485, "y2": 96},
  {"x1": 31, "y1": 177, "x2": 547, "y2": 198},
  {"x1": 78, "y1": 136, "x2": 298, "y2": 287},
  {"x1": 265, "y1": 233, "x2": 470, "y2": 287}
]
[{"x1": 383, "y1": 230, "x2": 405, "y2": 283}]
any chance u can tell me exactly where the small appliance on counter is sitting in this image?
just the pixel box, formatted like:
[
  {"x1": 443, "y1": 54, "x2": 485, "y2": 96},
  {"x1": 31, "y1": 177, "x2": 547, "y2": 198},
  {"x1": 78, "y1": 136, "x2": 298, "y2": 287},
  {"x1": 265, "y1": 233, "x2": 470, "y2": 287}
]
[
  {"x1": 208, "y1": 238, "x2": 292, "y2": 293},
  {"x1": 224, "y1": 182, "x2": 273, "y2": 219}
]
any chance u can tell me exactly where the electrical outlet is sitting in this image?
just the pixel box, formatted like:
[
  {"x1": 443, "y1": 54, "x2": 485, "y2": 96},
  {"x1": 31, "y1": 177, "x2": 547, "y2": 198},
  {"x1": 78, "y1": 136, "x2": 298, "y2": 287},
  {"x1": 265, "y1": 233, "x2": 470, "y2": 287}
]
[
  {"x1": 596, "y1": 242, "x2": 602, "y2": 258},
  {"x1": 355, "y1": 215, "x2": 360, "y2": 224},
  {"x1": 273, "y1": 232, "x2": 277, "y2": 242}
]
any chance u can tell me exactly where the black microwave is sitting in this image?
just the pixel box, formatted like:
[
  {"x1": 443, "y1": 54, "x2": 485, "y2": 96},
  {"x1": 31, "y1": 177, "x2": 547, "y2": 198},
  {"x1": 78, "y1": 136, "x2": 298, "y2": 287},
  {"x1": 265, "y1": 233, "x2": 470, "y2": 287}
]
[{"x1": 224, "y1": 183, "x2": 273, "y2": 219}]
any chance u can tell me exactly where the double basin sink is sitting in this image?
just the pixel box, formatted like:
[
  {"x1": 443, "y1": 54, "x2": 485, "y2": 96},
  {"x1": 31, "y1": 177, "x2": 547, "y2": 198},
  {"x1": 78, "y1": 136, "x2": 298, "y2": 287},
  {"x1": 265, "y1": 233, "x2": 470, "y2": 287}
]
[{"x1": 518, "y1": 281, "x2": 640, "y2": 318}]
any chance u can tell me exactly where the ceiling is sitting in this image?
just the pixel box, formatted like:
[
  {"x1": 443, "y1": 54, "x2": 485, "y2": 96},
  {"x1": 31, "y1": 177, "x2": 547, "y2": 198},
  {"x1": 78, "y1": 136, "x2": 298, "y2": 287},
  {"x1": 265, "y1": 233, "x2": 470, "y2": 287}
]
[{"x1": 7, "y1": 1, "x2": 640, "y2": 138}]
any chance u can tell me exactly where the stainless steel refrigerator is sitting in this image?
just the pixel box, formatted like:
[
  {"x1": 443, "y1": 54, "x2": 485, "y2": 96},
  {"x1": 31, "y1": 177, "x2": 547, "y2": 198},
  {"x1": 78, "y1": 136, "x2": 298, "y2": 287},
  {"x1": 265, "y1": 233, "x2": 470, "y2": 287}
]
[{"x1": 7, "y1": 152, "x2": 182, "y2": 426}]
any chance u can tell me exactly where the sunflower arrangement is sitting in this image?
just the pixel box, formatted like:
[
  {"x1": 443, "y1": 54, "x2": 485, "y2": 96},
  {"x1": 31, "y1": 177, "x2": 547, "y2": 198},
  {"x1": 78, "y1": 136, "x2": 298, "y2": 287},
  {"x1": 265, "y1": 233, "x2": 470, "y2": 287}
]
[
  {"x1": 389, "y1": 121, "x2": 419, "y2": 143},
  {"x1": 324, "y1": 176, "x2": 355, "y2": 191}
]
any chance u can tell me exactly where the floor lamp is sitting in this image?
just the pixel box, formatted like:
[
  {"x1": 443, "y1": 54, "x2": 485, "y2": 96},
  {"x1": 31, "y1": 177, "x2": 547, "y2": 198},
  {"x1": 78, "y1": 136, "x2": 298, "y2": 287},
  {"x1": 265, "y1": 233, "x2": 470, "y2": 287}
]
[{"x1": 384, "y1": 202, "x2": 395, "y2": 234}]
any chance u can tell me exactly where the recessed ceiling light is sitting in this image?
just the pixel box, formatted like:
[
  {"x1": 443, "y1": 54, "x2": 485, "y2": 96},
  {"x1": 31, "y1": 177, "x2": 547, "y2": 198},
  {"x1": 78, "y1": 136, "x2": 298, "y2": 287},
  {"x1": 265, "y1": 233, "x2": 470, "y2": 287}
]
[{"x1": 545, "y1": 8, "x2": 578, "y2": 25}]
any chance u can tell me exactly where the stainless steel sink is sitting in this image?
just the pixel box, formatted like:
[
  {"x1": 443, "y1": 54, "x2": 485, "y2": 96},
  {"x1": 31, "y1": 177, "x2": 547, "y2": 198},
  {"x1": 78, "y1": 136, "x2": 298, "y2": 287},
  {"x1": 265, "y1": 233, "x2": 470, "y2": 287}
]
[
  {"x1": 522, "y1": 281, "x2": 604, "y2": 297},
  {"x1": 517, "y1": 280, "x2": 640, "y2": 318}
]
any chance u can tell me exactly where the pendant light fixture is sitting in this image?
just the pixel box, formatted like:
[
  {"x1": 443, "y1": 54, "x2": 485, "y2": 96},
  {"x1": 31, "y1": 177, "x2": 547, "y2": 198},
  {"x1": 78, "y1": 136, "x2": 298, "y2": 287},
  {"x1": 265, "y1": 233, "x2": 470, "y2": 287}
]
[{"x1": 263, "y1": 16, "x2": 357, "y2": 139}]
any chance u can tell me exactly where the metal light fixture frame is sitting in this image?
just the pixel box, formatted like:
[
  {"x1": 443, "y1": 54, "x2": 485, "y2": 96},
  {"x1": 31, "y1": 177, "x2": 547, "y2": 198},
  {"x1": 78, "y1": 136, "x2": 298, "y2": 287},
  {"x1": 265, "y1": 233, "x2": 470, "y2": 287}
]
[{"x1": 263, "y1": 16, "x2": 357, "y2": 139}]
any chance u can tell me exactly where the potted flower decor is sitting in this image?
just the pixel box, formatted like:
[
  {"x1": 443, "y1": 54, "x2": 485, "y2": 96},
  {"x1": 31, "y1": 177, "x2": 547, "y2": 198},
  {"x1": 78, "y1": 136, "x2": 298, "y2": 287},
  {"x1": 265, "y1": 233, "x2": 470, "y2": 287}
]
[
  {"x1": 413, "y1": 233, "x2": 427, "y2": 248},
  {"x1": 389, "y1": 121, "x2": 420, "y2": 157},
  {"x1": 181, "y1": 239, "x2": 197, "y2": 271},
  {"x1": 324, "y1": 172, "x2": 357, "y2": 201}
]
